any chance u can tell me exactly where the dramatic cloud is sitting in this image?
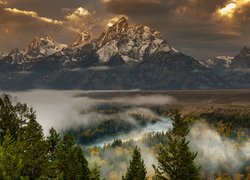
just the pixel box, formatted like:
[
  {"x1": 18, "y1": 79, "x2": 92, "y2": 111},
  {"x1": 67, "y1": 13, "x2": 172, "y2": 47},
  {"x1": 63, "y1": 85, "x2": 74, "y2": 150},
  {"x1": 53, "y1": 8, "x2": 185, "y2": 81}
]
[
  {"x1": 66, "y1": 7, "x2": 91, "y2": 20},
  {"x1": 64, "y1": 7, "x2": 104, "y2": 34},
  {"x1": 4, "y1": 8, "x2": 63, "y2": 25},
  {"x1": 0, "y1": 0, "x2": 249, "y2": 59},
  {"x1": 217, "y1": 0, "x2": 250, "y2": 19}
]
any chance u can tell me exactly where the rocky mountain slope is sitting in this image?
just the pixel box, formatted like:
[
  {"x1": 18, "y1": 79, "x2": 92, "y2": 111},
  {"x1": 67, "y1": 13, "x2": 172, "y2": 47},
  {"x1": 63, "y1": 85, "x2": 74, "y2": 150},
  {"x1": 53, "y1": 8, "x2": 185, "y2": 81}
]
[
  {"x1": 202, "y1": 47, "x2": 250, "y2": 88},
  {"x1": 0, "y1": 17, "x2": 248, "y2": 90},
  {"x1": 231, "y1": 47, "x2": 250, "y2": 69},
  {"x1": 204, "y1": 56, "x2": 234, "y2": 69},
  {"x1": 204, "y1": 47, "x2": 250, "y2": 70}
]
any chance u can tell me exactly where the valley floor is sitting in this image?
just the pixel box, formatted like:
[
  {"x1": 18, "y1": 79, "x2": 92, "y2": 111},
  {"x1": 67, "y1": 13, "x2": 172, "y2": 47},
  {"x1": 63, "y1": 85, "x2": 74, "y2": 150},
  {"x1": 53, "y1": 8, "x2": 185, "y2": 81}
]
[{"x1": 78, "y1": 89, "x2": 250, "y2": 115}]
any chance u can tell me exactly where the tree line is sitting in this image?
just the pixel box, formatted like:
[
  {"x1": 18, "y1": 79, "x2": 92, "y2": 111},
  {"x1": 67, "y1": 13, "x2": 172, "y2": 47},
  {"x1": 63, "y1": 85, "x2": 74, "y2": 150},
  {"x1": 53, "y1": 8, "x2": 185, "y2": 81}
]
[{"x1": 0, "y1": 94, "x2": 200, "y2": 179}]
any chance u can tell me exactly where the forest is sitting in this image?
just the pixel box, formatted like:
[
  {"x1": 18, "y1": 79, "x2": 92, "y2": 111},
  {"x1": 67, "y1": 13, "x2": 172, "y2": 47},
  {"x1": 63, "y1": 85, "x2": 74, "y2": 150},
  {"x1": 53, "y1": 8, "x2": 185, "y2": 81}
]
[{"x1": 0, "y1": 94, "x2": 250, "y2": 180}]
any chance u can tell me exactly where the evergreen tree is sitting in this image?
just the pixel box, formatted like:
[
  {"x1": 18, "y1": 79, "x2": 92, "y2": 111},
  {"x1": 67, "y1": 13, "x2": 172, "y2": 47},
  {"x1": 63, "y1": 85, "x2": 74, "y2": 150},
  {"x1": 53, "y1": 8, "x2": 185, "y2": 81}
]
[
  {"x1": 90, "y1": 163, "x2": 101, "y2": 180},
  {"x1": 47, "y1": 127, "x2": 61, "y2": 160},
  {"x1": 21, "y1": 116, "x2": 47, "y2": 179},
  {"x1": 122, "y1": 146, "x2": 147, "y2": 180},
  {"x1": 0, "y1": 94, "x2": 19, "y2": 142},
  {"x1": 0, "y1": 94, "x2": 35, "y2": 143},
  {"x1": 153, "y1": 111, "x2": 200, "y2": 180},
  {"x1": 0, "y1": 130, "x2": 23, "y2": 179},
  {"x1": 56, "y1": 135, "x2": 90, "y2": 179},
  {"x1": 41, "y1": 127, "x2": 62, "y2": 178}
]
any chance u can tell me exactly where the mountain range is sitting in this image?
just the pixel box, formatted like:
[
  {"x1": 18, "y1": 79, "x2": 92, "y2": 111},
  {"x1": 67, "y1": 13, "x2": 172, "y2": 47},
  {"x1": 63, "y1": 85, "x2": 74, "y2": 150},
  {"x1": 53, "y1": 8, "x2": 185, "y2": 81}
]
[{"x1": 0, "y1": 17, "x2": 249, "y2": 90}]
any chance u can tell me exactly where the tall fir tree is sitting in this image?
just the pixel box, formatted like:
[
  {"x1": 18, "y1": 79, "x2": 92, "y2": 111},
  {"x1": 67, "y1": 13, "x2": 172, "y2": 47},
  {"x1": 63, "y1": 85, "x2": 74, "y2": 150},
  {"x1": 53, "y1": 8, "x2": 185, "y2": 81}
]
[
  {"x1": 20, "y1": 116, "x2": 47, "y2": 179},
  {"x1": 0, "y1": 94, "x2": 19, "y2": 143},
  {"x1": 122, "y1": 146, "x2": 147, "y2": 180},
  {"x1": 153, "y1": 111, "x2": 200, "y2": 180},
  {"x1": 0, "y1": 94, "x2": 35, "y2": 143},
  {"x1": 41, "y1": 127, "x2": 62, "y2": 179},
  {"x1": 46, "y1": 127, "x2": 61, "y2": 161},
  {"x1": 56, "y1": 135, "x2": 90, "y2": 179}
]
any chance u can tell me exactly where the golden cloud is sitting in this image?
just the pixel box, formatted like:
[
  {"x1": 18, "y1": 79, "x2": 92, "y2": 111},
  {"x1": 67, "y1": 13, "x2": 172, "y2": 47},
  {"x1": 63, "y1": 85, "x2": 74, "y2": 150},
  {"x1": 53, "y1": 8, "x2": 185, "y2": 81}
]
[
  {"x1": 4, "y1": 8, "x2": 63, "y2": 25},
  {"x1": 0, "y1": 0, "x2": 7, "y2": 5},
  {"x1": 217, "y1": 0, "x2": 250, "y2": 18},
  {"x1": 66, "y1": 7, "x2": 91, "y2": 21}
]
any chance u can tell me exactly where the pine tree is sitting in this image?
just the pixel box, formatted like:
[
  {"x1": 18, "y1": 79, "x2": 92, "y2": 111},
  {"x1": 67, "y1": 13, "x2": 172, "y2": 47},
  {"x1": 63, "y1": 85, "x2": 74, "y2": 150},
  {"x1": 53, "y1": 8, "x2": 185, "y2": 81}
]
[
  {"x1": 122, "y1": 146, "x2": 147, "y2": 180},
  {"x1": 90, "y1": 163, "x2": 101, "y2": 180},
  {"x1": 153, "y1": 111, "x2": 200, "y2": 180},
  {"x1": 21, "y1": 116, "x2": 47, "y2": 179},
  {"x1": 47, "y1": 127, "x2": 61, "y2": 160},
  {"x1": 0, "y1": 130, "x2": 23, "y2": 179},
  {"x1": 0, "y1": 94, "x2": 19, "y2": 142},
  {"x1": 0, "y1": 94, "x2": 35, "y2": 143},
  {"x1": 56, "y1": 135, "x2": 90, "y2": 179},
  {"x1": 41, "y1": 127, "x2": 62, "y2": 178}
]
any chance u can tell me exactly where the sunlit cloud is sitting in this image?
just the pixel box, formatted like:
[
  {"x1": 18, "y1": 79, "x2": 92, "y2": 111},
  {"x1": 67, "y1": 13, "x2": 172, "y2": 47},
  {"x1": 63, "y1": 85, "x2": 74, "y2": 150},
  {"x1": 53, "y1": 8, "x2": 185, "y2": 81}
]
[
  {"x1": 66, "y1": 7, "x2": 92, "y2": 21},
  {"x1": 217, "y1": 0, "x2": 250, "y2": 18},
  {"x1": 218, "y1": 3, "x2": 237, "y2": 18},
  {"x1": 4, "y1": 8, "x2": 63, "y2": 25},
  {"x1": 0, "y1": 0, "x2": 7, "y2": 5},
  {"x1": 64, "y1": 7, "x2": 97, "y2": 33}
]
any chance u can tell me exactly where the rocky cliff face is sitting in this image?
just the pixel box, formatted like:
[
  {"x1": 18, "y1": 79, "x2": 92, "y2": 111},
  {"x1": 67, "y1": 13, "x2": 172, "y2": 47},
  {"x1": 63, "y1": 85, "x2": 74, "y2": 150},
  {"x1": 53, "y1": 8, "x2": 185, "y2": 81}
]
[{"x1": 230, "y1": 47, "x2": 250, "y2": 69}]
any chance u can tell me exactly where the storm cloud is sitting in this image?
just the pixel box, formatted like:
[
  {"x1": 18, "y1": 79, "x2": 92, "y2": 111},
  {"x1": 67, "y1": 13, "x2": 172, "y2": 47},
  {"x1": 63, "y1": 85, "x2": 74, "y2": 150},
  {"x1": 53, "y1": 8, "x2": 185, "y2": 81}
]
[{"x1": 0, "y1": 0, "x2": 250, "y2": 59}]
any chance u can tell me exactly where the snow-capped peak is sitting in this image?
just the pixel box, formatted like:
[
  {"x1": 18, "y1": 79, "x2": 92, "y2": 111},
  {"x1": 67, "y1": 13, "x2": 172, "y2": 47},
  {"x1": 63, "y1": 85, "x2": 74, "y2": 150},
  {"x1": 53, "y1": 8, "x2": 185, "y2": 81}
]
[
  {"x1": 70, "y1": 31, "x2": 92, "y2": 48},
  {"x1": 97, "y1": 17, "x2": 174, "y2": 63},
  {"x1": 98, "y1": 17, "x2": 129, "y2": 47},
  {"x1": 109, "y1": 17, "x2": 128, "y2": 34},
  {"x1": 22, "y1": 36, "x2": 67, "y2": 59},
  {"x1": 205, "y1": 56, "x2": 234, "y2": 69}
]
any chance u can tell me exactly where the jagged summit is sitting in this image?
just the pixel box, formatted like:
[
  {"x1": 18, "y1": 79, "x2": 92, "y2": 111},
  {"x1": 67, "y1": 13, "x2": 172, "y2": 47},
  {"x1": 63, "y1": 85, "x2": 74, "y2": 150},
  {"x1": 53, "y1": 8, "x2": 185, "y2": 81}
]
[
  {"x1": 98, "y1": 17, "x2": 129, "y2": 47},
  {"x1": 70, "y1": 31, "x2": 93, "y2": 48},
  {"x1": 230, "y1": 46, "x2": 250, "y2": 69},
  {"x1": 109, "y1": 17, "x2": 128, "y2": 33},
  {"x1": 22, "y1": 36, "x2": 67, "y2": 59},
  {"x1": 236, "y1": 46, "x2": 250, "y2": 58},
  {"x1": 97, "y1": 17, "x2": 174, "y2": 63},
  {"x1": 0, "y1": 17, "x2": 238, "y2": 90},
  {"x1": 203, "y1": 46, "x2": 250, "y2": 69},
  {"x1": 1, "y1": 17, "x2": 175, "y2": 65}
]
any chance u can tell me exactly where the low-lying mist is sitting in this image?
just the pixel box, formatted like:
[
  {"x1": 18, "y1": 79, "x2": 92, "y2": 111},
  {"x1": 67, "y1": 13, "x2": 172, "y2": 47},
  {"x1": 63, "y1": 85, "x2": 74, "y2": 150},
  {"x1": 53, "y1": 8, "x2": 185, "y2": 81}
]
[
  {"x1": 0, "y1": 89, "x2": 175, "y2": 135},
  {"x1": 188, "y1": 122, "x2": 250, "y2": 177}
]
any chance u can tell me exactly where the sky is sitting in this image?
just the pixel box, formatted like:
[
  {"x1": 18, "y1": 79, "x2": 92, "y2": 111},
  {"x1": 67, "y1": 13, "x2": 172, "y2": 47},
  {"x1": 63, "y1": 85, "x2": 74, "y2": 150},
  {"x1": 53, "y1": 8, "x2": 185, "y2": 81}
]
[{"x1": 0, "y1": 0, "x2": 250, "y2": 59}]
